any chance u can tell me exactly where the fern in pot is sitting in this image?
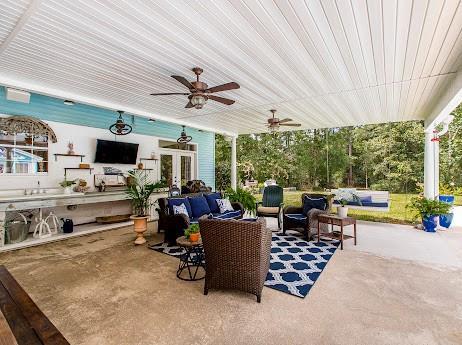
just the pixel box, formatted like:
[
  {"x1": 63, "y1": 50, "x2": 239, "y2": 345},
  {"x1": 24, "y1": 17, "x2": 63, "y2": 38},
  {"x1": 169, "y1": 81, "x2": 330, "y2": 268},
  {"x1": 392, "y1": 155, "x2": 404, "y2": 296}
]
[
  {"x1": 126, "y1": 171, "x2": 157, "y2": 245},
  {"x1": 225, "y1": 187, "x2": 256, "y2": 216},
  {"x1": 407, "y1": 196, "x2": 451, "y2": 232}
]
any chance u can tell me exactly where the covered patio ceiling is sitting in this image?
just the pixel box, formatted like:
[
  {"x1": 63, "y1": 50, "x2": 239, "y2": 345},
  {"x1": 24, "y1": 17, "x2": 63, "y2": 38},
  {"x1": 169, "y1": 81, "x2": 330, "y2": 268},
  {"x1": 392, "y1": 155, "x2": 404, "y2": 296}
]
[{"x1": 0, "y1": 0, "x2": 461, "y2": 135}]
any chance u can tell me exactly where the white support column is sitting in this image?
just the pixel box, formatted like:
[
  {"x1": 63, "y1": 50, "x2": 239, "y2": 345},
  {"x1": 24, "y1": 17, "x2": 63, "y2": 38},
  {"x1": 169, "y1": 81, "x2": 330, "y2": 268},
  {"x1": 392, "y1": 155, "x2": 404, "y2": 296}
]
[
  {"x1": 424, "y1": 130, "x2": 437, "y2": 199},
  {"x1": 231, "y1": 136, "x2": 237, "y2": 190}
]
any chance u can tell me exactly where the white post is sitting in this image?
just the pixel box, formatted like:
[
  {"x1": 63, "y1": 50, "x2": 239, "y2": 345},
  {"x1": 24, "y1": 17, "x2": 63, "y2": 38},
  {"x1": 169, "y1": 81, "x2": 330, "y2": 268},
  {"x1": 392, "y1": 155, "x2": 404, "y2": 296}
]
[
  {"x1": 424, "y1": 130, "x2": 436, "y2": 199},
  {"x1": 231, "y1": 136, "x2": 237, "y2": 190}
]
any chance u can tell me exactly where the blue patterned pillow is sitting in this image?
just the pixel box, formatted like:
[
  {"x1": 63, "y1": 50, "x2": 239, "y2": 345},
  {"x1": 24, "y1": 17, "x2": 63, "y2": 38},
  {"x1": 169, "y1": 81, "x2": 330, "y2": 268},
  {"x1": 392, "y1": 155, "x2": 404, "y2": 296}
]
[
  {"x1": 173, "y1": 203, "x2": 189, "y2": 217},
  {"x1": 216, "y1": 199, "x2": 234, "y2": 214},
  {"x1": 168, "y1": 198, "x2": 192, "y2": 218}
]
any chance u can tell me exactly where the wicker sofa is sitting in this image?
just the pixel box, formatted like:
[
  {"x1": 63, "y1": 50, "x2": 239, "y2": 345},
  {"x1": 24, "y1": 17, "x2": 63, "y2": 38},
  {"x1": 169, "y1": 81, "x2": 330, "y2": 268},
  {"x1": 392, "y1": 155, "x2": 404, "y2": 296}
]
[
  {"x1": 282, "y1": 193, "x2": 333, "y2": 240},
  {"x1": 199, "y1": 217, "x2": 272, "y2": 303},
  {"x1": 157, "y1": 192, "x2": 244, "y2": 245}
]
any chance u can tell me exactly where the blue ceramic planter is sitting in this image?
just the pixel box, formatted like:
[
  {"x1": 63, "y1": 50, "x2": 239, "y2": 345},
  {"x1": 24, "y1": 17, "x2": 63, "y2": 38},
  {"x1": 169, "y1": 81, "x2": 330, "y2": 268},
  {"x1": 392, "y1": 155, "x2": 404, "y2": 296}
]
[
  {"x1": 439, "y1": 213, "x2": 454, "y2": 229},
  {"x1": 422, "y1": 215, "x2": 438, "y2": 232},
  {"x1": 439, "y1": 195, "x2": 455, "y2": 205}
]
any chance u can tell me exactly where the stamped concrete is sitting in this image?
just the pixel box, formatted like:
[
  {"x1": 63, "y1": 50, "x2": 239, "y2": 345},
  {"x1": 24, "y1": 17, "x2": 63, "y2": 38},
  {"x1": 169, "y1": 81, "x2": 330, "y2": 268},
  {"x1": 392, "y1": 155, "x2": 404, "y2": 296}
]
[{"x1": 0, "y1": 220, "x2": 461, "y2": 345}]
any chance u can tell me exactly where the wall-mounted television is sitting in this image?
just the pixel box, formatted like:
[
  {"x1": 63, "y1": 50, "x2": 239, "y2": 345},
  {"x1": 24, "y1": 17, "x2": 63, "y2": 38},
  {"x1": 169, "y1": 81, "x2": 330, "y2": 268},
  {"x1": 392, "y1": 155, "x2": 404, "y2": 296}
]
[{"x1": 94, "y1": 139, "x2": 139, "y2": 164}]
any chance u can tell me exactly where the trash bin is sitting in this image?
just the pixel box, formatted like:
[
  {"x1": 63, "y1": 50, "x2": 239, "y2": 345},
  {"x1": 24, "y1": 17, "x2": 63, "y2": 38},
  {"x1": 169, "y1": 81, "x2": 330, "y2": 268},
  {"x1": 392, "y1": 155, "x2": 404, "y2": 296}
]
[{"x1": 5, "y1": 212, "x2": 30, "y2": 244}]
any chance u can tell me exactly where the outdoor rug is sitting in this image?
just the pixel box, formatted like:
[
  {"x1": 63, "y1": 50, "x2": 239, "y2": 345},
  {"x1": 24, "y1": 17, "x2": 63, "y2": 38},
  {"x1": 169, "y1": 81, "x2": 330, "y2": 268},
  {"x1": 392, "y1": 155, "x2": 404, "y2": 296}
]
[{"x1": 149, "y1": 230, "x2": 338, "y2": 298}]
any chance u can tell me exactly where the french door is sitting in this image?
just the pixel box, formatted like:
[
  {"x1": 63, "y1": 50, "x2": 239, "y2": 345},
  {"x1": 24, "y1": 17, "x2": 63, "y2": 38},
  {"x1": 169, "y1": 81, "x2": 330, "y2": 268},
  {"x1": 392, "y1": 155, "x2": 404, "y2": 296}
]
[{"x1": 159, "y1": 151, "x2": 196, "y2": 187}]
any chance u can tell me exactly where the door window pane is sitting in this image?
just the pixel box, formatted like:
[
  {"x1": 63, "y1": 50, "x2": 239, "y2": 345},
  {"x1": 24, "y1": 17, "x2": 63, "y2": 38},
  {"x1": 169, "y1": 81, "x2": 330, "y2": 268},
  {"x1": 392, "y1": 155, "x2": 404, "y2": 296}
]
[
  {"x1": 181, "y1": 156, "x2": 192, "y2": 186},
  {"x1": 160, "y1": 154, "x2": 173, "y2": 186}
]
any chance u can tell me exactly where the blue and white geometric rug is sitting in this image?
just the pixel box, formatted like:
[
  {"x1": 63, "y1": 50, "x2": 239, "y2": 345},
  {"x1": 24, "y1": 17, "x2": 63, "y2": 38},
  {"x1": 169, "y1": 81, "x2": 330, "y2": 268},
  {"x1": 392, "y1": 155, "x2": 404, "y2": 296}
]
[
  {"x1": 149, "y1": 230, "x2": 338, "y2": 298},
  {"x1": 266, "y1": 230, "x2": 338, "y2": 298}
]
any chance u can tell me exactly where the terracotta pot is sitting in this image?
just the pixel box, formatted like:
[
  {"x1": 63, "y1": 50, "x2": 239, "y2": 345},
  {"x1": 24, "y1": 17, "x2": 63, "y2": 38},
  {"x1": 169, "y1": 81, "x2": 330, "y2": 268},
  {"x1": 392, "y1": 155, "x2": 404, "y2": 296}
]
[
  {"x1": 189, "y1": 232, "x2": 200, "y2": 242},
  {"x1": 130, "y1": 215, "x2": 149, "y2": 245}
]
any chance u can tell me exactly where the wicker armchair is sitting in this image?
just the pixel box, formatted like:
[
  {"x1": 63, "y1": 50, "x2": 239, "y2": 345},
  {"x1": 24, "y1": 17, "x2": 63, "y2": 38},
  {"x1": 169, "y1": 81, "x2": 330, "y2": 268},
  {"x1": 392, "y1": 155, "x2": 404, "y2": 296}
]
[
  {"x1": 283, "y1": 193, "x2": 333, "y2": 240},
  {"x1": 157, "y1": 193, "x2": 244, "y2": 246},
  {"x1": 199, "y1": 218, "x2": 272, "y2": 303}
]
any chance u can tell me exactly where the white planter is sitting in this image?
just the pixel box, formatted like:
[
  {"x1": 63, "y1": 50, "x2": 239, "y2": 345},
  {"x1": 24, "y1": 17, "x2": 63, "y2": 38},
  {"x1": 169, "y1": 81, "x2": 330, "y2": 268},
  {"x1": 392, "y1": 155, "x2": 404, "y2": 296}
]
[
  {"x1": 63, "y1": 186, "x2": 73, "y2": 194},
  {"x1": 337, "y1": 206, "x2": 348, "y2": 218}
]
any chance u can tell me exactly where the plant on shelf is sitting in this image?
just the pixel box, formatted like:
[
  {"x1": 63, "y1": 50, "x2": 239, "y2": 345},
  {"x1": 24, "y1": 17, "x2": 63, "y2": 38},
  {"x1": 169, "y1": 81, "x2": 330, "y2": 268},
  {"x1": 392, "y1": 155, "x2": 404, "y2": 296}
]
[
  {"x1": 225, "y1": 187, "x2": 256, "y2": 215},
  {"x1": 126, "y1": 170, "x2": 157, "y2": 245},
  {"x1": 59, "y1": 178, "x2": 76, "y2": 194},
  {"x1": 185, "y1": 223, "x2": 200, "y2": 242},
  {"x1": 406, "y1": 196, "x2": 451, "y2": 232}
]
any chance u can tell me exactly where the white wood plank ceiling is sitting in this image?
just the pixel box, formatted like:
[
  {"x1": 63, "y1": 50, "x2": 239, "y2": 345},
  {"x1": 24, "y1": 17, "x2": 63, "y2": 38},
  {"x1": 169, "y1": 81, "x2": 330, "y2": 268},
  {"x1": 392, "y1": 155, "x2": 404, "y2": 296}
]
[{"x1": 0, "y1": 0, "x2": 461, "y2": 135}]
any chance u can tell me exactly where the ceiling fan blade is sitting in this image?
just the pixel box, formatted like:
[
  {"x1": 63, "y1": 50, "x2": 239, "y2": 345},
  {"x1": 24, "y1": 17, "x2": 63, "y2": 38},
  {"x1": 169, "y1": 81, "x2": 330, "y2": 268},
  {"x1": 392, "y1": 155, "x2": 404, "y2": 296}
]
[
  {"x1": 171, "y1": 75, "x2": 194, "y2": 90},
  {"x1": 278, "y1": 118, "x2": 293, "y2": 124},
  {"x1": 150, "y1": 92, "x2": 190, "y2": 96},
  {"x1": 185, "y1": 101, "x2": 194, "y2": 108},
  {"x1": 208, "y1": 95, "x2": 235, "y2": 105},
  {"x1": 280, "y1": 123, "x2": 301, "y2": 127},
  {"x1": 205, "y1": 82, "x2": 240, "y2": 93}
]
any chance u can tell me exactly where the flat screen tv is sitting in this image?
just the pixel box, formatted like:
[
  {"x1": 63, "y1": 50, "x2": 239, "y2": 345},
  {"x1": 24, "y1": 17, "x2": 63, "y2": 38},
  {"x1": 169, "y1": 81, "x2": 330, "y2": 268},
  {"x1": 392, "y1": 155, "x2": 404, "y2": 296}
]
[{"x1": 94, "y1": 139, "x2": 139, "y2": 164}]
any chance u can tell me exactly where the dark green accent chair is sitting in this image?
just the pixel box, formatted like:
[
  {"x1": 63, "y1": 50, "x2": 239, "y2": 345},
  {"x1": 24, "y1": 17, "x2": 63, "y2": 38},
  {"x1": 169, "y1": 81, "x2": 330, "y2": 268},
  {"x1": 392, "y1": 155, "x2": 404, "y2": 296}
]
[{"x1": 256, "y1": 185, "x2": 284, "y2": 229}]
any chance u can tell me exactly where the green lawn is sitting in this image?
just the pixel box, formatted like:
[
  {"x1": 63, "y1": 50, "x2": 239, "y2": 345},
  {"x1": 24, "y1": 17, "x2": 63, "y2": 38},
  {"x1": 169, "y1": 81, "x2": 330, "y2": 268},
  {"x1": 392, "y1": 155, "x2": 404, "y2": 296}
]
[{"x1": 255, "y1": 191, "x2": 461, "y2": 225}]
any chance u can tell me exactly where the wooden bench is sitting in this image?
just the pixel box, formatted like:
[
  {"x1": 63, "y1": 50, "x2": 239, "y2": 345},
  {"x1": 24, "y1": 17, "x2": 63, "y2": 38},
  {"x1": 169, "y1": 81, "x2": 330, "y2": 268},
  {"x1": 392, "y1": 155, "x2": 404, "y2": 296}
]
[
  {"x1": 331, "y1": 189, "x2": 390, "y2": 212},
  {"x1": 0, "y1": 265, "x2": 69, "y2": 345}
]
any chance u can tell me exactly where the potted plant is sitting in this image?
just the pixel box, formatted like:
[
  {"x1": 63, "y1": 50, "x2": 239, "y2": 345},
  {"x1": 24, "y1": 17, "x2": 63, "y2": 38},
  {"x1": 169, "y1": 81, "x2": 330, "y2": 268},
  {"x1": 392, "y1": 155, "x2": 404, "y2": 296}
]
[
  {"x1": 334, "y1": 189, "x2": 361, "y2": 218},
  {"x1": 438, "y1": 183, "x2": 455, "y2": 228},
  {"x1": 407, "y1": 196, "x2": 452, "y2": 232},
  {"x1": 126, "y1": 171, "x2": 157, "y2": 245},
  {"x1": 60, "y1": 178, "x2": 76, "y2": 194},
  {"x1": 185, "y1": 224, "x2": 200, "y2": 242},
  {"x1": 225, "y1": 187, "x2": 256, "y2": 216}
]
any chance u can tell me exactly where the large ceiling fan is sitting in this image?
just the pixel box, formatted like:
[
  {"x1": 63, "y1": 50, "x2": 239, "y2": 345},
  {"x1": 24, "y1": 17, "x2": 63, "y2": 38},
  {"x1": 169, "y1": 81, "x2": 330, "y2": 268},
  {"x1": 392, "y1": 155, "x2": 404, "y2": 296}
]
[
  {"x1": 266, "y1": 109, "x2": 301, "y2": 130},
  {"x1": 150, "y1": 67, "x2": 240, "y2": 109}
]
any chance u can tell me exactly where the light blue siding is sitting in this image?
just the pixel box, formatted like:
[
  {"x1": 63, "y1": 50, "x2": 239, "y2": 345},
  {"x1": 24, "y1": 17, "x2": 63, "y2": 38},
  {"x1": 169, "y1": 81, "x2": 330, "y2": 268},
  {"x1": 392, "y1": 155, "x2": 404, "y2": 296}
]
[{"x1": 0, "y1": 87, "x2": 215, "y2": 187}]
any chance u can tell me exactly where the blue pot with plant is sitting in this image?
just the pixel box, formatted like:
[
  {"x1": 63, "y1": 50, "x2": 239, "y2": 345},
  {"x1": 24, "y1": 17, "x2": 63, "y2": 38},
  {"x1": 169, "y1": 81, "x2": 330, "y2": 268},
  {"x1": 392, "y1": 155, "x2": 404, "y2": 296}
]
[
  {"x1": 422, "y1": 215, "x2": 438, "y2": 232},
  {"x1": 438, "y1": 195, "x2": 455, "y2": 229},
  {"x1": 407, "y1": 196, "x2": 452, "y2": 232}
]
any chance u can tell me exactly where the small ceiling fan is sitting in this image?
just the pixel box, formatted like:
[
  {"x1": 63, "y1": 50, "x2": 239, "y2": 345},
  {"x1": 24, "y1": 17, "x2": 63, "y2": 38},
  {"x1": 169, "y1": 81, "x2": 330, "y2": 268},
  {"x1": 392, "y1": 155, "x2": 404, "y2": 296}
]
[
  {"x1": 150, "y1": 67, "x2": 240, "y2": 109},
  {"x1": 266, "y1": 109, "x2": 301, "y2": 130}
]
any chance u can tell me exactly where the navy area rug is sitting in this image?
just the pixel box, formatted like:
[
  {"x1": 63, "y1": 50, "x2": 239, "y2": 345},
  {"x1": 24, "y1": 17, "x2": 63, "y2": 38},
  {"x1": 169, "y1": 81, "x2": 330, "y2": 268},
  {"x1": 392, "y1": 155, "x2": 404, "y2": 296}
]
[{"x1": 149, "y1": 230, "x2": 338, "y2": 298}]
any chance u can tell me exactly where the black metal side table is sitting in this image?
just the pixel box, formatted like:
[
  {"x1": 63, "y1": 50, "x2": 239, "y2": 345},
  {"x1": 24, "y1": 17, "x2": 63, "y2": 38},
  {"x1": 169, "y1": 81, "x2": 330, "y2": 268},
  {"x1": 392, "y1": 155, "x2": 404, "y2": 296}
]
[{"x1": 176, "y1": 236, "x2": 205, "y2": 281}]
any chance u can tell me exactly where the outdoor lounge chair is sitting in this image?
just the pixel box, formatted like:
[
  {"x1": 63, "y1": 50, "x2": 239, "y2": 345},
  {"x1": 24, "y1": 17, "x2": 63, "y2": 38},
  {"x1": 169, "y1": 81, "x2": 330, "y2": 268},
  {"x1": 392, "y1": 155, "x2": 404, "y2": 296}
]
[
  {"x1": 199, "y1": 217, "x2": 272, "y2": 303},
  {"x1": 256, "y1": 185, "x2": 284, "y2": 229},
  {"x1": 283, "y1": 193, "x2": 333, "y2": 240}
]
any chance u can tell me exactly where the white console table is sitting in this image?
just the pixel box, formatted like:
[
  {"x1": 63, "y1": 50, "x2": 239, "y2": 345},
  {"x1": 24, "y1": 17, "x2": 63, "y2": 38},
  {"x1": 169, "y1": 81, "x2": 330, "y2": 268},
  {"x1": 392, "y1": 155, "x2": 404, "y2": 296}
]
[{"x1": 0, "y1": 191, "x2": 167, "y2": 250}]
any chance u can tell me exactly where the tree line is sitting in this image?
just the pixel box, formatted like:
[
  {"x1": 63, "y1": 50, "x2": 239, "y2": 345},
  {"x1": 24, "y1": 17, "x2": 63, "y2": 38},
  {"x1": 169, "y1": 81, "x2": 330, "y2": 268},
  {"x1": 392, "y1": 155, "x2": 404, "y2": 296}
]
[{"x1": 215, "y1": 104, "x2": 462, "y2": 194}]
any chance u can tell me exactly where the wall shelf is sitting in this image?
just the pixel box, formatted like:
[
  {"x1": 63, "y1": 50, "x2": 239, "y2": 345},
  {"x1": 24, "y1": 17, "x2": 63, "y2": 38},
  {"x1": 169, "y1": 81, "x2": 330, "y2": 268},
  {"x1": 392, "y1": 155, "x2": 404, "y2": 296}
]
[
  {"x1": 54, "y1": 153, "x2": 86, "y2": 162},
  {"x1": 134, "y1": 168, "x2": 154, "y2": 171},
  {"x1": 64, "y1": 167, "x2": 93, "y2": 176},
  {"x1": 140, "y1": 158, "x2": 158, "y2": 161}
]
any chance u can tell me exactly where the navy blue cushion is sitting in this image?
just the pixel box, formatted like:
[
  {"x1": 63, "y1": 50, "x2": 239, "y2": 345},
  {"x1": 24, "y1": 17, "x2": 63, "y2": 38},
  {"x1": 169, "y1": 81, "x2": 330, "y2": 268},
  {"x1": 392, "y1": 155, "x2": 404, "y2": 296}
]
[
  {"x1": 240, "y1": 217, "x2": 258, "y2": 222},
  {"x1": 285, "y1": 214, "x2": 307, "y2": 223},
  {"x1": 333, "y1": 200, "x2": 388, "y2": 208},
  {"x1": 204, "y1": 192, "x2": 222, "y2": 214},
  {"x1": 360, "y1": 195, "x2": 372, "y2": 203},
  {"x1": 302, "y1": 196, "x2": 327, "y2": 215},
  {"x1": 188, "y1": 195, "x2": 211, "y2": 218},
  {"x1": 212, "y1": 210, "x2": 241, "y2": 220},
  {"x1": 167, "y1": 198, "x2": 192, "y2": 217}
]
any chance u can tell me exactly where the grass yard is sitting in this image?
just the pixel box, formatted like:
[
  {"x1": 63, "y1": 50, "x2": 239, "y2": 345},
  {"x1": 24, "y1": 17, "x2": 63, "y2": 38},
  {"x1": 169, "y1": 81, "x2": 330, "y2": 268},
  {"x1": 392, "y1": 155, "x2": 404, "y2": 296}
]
[{"x1": 255, "y1": 191, "x2": 461, "y2": 225}]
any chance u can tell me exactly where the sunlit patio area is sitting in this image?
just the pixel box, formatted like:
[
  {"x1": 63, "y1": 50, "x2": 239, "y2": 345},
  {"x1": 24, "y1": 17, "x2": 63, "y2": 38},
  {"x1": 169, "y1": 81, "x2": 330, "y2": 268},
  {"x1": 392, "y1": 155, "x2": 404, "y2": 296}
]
[
  {"x1": 1, "y1": 1, "x2": 462, "y2": 344},
  {"x1": 1, "y1": 217, "x2": 461, "y2": 345}
]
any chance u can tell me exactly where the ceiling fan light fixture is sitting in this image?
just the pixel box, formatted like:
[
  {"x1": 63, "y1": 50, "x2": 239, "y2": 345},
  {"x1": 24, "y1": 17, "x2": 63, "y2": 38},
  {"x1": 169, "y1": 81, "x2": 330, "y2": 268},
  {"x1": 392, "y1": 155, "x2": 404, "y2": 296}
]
[
  {"x1": 191, "y1": 94, "x2": 207, "y2": 108},
  {"x1": 177, "y1": 125, "x2": 192, "y2": 144},
  {"x1": 109, "y1": 110, "x2": 132, "y2": 135}
]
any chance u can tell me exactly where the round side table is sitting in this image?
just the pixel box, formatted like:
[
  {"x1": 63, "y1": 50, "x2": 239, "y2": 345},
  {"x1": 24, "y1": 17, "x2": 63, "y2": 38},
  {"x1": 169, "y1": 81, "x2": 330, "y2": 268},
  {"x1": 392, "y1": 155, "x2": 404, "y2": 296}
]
[{"x1": 176, "y1": 236, "x2": 205, "y2": 281}]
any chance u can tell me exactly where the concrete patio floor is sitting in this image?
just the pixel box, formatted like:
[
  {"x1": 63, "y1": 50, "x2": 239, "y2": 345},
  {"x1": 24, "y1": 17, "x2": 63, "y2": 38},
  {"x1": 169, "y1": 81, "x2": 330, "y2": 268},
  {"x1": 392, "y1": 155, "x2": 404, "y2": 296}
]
[{"x1": 0, "y1": 218, "x2": 461, "y2": 345}]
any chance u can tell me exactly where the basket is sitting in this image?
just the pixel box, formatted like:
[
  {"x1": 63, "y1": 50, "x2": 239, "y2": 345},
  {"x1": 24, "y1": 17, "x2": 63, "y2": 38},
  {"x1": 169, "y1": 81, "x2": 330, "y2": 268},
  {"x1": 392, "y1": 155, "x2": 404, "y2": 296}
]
[{"x1": 5, "y1": 213, "x2": 31, "y2": 244}]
